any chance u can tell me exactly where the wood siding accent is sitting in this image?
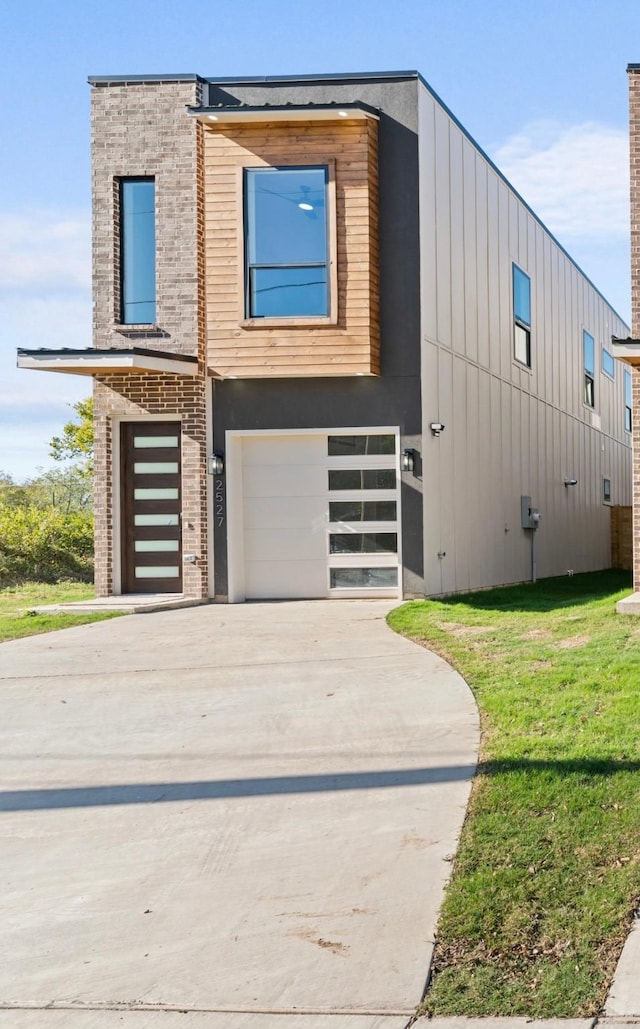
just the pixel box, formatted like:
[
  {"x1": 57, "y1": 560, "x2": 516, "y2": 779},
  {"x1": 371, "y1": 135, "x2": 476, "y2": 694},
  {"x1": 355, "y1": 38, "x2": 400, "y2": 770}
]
[{"x1": 203, "y1": 118, "x2": 379, "y2": 378}]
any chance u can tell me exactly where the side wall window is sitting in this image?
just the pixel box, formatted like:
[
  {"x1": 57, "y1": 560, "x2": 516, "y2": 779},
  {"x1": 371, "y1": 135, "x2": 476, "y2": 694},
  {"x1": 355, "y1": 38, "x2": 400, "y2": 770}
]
[
  {"x1": 602, "y1": 348, "x2": 615, "y2": 378},
  {"x1": 583, "y1": 330, "x2": 595, "y2": 408},
  {"x1": 513, "y1": 265, "x2": 531, "y2": 367},
  {"x1": 625, "y1": 368, "x2": 632, "y2": 432},
  {"x1": 244, "y1": 166, "x2": 329, "y2": 318},
  {"x1": 120, "y1": 178, "x2": 156, "y2": 325}
]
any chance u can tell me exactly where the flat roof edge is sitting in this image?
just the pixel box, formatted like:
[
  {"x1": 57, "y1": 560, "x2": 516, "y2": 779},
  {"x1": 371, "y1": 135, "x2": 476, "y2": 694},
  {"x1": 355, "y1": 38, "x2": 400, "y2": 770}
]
[
  {"x1": 87, "y1": 70, "x2": 419, "y2": 87},
  {"x1": 88, "y1": 74, "x2": 206, "y2": 85},
  {"x1": 205, "y1": 70, "x2": 419, "y2": 85}
]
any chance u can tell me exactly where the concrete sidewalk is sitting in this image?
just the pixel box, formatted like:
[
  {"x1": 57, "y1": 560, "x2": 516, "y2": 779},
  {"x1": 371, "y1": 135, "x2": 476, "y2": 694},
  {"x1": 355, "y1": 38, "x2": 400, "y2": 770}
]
[{"x1": 0, "y1": 599, "x2": 478, "y2": 1025}]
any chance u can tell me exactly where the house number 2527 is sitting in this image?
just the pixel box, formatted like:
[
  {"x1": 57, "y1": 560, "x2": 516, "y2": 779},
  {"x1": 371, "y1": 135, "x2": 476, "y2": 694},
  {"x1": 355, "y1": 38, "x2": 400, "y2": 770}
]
[{"x1": 215, "y1": 478, "x2": 225, "y2": 527}]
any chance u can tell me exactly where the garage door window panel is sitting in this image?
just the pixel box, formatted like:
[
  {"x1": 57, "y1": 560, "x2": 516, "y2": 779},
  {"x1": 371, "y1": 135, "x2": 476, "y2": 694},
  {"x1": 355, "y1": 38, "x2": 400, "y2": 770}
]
[
  {"x1": 330, "y1": 532, "x2": 397, "y2": 555},
  {"x1": 329, "y1": 500, "x2": 397, "y2": 522},
  {"x1": 326, "y1": 431, "x2": 400, "y2": 596}
]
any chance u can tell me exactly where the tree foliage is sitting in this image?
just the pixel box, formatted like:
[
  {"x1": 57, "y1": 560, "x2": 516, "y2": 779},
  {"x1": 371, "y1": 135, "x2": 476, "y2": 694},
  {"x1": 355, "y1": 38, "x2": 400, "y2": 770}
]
[
  {"x1": 49, "y1": 397, "x2": 94, "y2": 472},
  {"x1": 0, "y1": 398, "x2": 95, "y2": 585}
]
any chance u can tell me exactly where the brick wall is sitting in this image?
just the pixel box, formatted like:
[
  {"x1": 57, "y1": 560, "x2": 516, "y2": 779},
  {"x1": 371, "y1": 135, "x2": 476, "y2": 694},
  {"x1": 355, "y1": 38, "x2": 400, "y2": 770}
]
[
  {"x1": 91, "y1": 78, "x2": 210, "y2": 598},
  {"x1": 611, "y1": 505, "x2": 633, "y2": 571},
  {"x1": 630, "y1": 68, "x2": 640, "y2": 588},
  {"x1": 91, "y1": 78, "x2": 204, "y2": 354}
]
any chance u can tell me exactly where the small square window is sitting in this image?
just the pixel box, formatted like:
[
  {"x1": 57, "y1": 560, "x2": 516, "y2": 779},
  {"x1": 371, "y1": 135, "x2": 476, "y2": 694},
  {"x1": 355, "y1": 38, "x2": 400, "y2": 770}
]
[
  {"x1": 513, "y1": 265, "x2": 531, "y2": 367},
  {"x1": 603, "y1": 478, "x2": 611, "y2": 504},
  {"x1": 583, "y1": 330, "x2": 595, "y2": 408}
]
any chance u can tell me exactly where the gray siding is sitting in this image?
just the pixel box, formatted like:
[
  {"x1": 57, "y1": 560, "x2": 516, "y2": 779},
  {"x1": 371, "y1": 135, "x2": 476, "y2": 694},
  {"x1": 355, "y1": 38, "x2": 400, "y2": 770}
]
[{"x1": 419, "y1": 83, "x2": 631, "y2": 594}]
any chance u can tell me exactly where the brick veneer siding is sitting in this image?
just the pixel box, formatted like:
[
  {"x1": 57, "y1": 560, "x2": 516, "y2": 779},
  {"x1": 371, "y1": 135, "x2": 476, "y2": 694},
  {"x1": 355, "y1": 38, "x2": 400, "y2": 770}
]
[
  {"x1": 91, "y1": 79, "x2": 204, "y2": 355},
  {"x1": 93, "y1": 375, "x2": 208, "y2": 599},
  {"x1": 630, "y1": 68, "x2": 640, "y2": 588},
  {"x1": 611, "y1": 505, "x2": 633, "y2": 571},
  {"x1": 91, "y1": 78, "x2": 210, "y2": 598}
]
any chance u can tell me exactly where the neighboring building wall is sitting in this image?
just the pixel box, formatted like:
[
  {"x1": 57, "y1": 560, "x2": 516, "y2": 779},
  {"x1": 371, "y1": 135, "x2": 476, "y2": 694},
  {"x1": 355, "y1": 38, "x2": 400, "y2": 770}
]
[
  {"x1": 91, "y1": 78, "x2": 209, "y2": 598},
  {"x1": 93, "y1": 374, "x2": 208, "y2": 598},
  {"x1": 203, "y1": 116, "x2": 380, "y2": 377},
  {"x1": 418, "y1": 81, "x2": 631, "y2": 595},
  {"x1": 629, "y1": 67, "x2": 640, "y2": 588}
]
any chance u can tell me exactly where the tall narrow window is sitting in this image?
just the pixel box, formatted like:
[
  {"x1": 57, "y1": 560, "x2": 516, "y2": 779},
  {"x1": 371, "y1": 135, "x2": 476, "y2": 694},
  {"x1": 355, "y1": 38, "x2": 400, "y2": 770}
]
[
  {"x1": 625, "y1": 367, "x2": 632, "y2": 432},
  {"x1": 120, "y1": 178, "x2": 156, "y2": 324},
  {"x1": 244, "y1": 166, "x2": 329, "y2": 318},
  {"x1": 583, "y1": 330, "x2": 595, "y2": 408},
  {"x1": 513, "y1": 265, "x2": 531, "y2": 367}
]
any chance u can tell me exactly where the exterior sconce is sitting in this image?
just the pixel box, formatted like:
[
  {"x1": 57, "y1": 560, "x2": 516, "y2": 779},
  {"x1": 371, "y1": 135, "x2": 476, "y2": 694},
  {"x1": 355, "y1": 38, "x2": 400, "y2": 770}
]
[
  {"x1": 208, "y1": 453, "x2": 224, "y2": 475},
  {"x1": 563, "y1": 477, "x2": 578, "y2": 487},
  {"x1": 430, "y1": 422, "x2": 445, "y2": 436},
  {"x1": 401, "y1": 449, "x2": 416, "y2": 473}
]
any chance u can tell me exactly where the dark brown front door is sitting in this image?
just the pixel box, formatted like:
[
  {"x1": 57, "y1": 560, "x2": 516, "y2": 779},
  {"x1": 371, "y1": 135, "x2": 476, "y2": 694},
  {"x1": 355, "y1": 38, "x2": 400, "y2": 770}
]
[{"x1": 120, "y1": 422, "x2": 183, "y2": 593}]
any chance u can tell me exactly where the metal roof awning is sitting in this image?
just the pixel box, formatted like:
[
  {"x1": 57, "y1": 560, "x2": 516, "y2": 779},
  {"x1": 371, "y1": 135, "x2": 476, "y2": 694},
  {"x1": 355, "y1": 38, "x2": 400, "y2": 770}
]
[
  {"x1": 16, "y1": 347, "x2": 200, "y2": 377},
  {"x1": 611, "y1": 337, "x2": 640, "y2": 366},
  {"x1": 189, "y1": 101, "x2": 379, "y2": 125}
]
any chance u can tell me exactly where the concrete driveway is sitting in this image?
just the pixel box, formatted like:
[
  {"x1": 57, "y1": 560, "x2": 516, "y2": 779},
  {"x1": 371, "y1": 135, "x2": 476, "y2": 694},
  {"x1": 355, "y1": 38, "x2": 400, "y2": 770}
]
[{"x1": 0, "y1": 600, "x2": 478, "y2": 1028}]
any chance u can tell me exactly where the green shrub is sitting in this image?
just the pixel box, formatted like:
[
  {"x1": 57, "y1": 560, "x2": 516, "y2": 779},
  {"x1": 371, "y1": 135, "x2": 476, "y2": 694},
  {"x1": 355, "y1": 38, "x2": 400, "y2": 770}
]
[{"x1": 0, "y1": 502, "x2": 94, "y2": 586}]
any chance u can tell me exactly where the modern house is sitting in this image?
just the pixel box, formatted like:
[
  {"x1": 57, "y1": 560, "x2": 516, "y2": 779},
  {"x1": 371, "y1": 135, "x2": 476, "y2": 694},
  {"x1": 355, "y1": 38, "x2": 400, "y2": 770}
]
[{"x1": 18, "y1": 70, "x2": 632, "y2": 602}]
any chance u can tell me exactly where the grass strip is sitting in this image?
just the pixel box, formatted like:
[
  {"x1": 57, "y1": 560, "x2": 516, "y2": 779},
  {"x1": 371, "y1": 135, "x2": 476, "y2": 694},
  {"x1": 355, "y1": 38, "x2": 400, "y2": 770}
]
[
  {"x1": 388, "y1": 569, "x2": 640, "y2": 1018},
  {"x1": 0, "y1": 582, "x2": 120, "y2": 642}
]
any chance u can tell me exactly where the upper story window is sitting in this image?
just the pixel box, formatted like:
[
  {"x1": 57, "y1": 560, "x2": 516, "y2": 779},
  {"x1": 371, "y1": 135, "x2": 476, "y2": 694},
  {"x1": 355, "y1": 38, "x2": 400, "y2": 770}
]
[
  {"x1": 625, "y1": 367, "x2": 632, "y2": 432},
  {"x1": 120, "y1": 178, "x2": 156, "y2": 325},
  {"x1": 602, "y1": 348, "x2": 615, "y2": 378},
  {"x1": 583, "y1": 330, "x2": 595, "y2": 408},
  {"x1": 244, "y1": 166, "x2": 329, "y2": 319},
  {"x1": 513, "y1": 265, "x2": 531, "y2": 367}
]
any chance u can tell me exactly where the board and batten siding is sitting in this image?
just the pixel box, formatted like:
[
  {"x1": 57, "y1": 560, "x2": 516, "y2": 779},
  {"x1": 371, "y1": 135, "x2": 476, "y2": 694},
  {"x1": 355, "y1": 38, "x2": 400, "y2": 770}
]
[
  {"x1": 418, "y1": 84, "x2": 631, "y2": 594},
  {"x1": 202, "y1": 117, "x2": 379, "y2": 378}
]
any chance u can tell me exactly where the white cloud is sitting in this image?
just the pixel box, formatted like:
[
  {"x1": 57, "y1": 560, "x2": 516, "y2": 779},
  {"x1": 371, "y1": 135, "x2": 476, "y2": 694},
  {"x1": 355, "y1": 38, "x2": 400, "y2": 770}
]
[
  {"x1": 491, "y1": 121, "x2": 629, "y2": 240},
  {"x1": 0, "y1": 209, "x2": 90, "y2": 292}
]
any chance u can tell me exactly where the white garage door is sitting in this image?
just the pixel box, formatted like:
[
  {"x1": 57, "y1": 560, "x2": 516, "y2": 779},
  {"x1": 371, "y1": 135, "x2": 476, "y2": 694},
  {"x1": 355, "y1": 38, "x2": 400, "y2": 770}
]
[{"x1": 233, "y1": 431, "x2": 401, "y2": 601}]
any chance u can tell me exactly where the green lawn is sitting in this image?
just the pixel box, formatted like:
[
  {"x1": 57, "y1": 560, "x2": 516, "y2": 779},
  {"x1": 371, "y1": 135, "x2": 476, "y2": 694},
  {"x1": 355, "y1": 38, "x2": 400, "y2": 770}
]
[
  {"x1": 0, "y1": 582, "x2": 120, "y2": 642},
  {"x1": 388, "y1": 570, "x2": 640, "y2": 1019}
]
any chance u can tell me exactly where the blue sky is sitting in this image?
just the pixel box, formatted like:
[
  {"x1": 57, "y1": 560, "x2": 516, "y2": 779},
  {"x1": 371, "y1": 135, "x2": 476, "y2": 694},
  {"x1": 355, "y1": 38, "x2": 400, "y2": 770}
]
[{"x1": 1, "y1": 0, "x2": 638, "y2": 479}]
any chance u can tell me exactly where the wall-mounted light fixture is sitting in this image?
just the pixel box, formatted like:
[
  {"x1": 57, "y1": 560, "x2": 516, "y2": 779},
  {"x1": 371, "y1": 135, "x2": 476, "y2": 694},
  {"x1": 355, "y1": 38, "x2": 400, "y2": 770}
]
[
  {"x1": 208, "y1": 453, "x2": 224, "y2": 475},
  {"x1": 401, "y1": 448, "x2": 416, "y2": 473},
  {"x1": 430, "y1": 422, "x2": 445, "y2": 437},
  {"x1": 563, "y1": 477, "x2": 578, "y2": 487}
]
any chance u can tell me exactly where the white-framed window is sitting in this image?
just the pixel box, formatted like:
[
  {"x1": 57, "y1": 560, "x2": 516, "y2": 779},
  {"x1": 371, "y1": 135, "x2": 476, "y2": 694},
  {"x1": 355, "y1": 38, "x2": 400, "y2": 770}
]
[
  {"x1": 602, "y1": 348, "x2": 615, "y2": 378},
  {"x1": 583, "y1": 330, "x2": 595, "y2": 408},
  {"x1": 513, "y1": 264, "x2": 531, "y2": 367}
]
